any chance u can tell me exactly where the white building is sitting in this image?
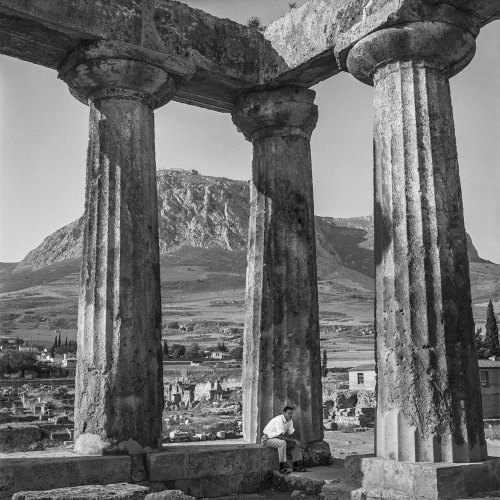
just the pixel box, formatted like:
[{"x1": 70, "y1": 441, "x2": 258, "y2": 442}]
[
  {"x1": 61, "y1": 354, "x2": 77, "y2": 369},
  {"x1": 478, "y1": 358, "x2": 500, "y2": 418},
  {"x1": 348, "y1": 363, "x2": 376, "y2": 390},
  {"x1": 348, "y1": 359, "x2": 500, "y2": 419}
]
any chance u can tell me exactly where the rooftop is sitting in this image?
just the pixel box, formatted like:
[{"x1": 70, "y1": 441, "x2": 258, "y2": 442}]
[{"x1": 348, "y1": 364, "x2": 376, "y2": 372}]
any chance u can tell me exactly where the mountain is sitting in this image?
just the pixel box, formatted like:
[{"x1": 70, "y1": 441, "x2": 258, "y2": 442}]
[
  {"x1": 12, "y1": 169, "x2": 491, "y2": 279},
  {"x1": 14, "y1": 170, "x2": 248, "y2": 272}
]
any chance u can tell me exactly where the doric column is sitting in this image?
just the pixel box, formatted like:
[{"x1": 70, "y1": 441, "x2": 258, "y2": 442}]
[
  {"x1": 347, "y1": 22, "x2": 487, "y2": 463},
  {"x1": 232, "y1": 87, "x2": 325, "y2": 449},
  {"x1": 59, "y1": 46, "x2": 176, "y2": 455}
]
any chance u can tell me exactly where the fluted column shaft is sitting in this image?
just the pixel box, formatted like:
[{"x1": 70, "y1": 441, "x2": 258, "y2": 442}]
[
  {"x1": 232, "y1": 87, "x2": 323, "y2": 444},
  {"x1": 60, "y1": 51, "x2": 176, "y2": 454},
  {"x1": 347, "y1": 22, "x2": 486, "y2": 463}
]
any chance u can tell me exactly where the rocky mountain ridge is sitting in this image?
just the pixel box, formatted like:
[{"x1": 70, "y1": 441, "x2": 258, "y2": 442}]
[{"x1": 14, "y1": 169, "x2": 486, "y2": 277}]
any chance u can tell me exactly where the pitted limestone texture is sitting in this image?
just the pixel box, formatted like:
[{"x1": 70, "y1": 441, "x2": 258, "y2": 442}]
[
  {"x1": 60, "y1": 47, "x2": 177, "y2": 109},
  {"x1": 0, "y1": 455, "x2": 131, "y2": 500},
  {"x1": 144, "y1": 491, "x2": 195, "y2": 500},
  {"x1": 232, "y1": 86, "x2": 318, "y2": 141},
  {"x1": 346, "y1": 455, "x2": 500, "y2": 499},
  {"x1": 1, "y1": 0, "x2": 498, "y2": 108},
  {"x1": 73, "y1": 75, "x2": 163, "y2": 454},
  {"x1": 12, "y1": 483, "x2": 150, "y2": 500},
  {"x1": 232, "y1": 87, "x2": 323, "y2": 446},
  {"x1": 346, "y1": 21, "x2": 477, "y2": 85},
  {"x1": 346, "y1": 22, "x2": 486, "y2": 463}
]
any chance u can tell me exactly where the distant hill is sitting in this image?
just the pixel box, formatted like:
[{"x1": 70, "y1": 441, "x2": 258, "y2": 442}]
[
  {"x1": 1, "y1": 169, "x2": 498, "y2": 360},
  {"x1": 10, "y1": 169, "x2": 492, "y2": 283}
]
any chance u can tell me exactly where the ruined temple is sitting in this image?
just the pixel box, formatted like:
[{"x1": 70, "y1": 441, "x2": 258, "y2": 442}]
[{"x1": 1, "y1": 0, "x2": 500, "y2": 498}]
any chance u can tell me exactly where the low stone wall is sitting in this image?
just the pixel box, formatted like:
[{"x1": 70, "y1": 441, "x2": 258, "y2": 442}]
[
  {"x1": 0, "y1": 455, "x2": 131, "y2": 500},
  {"x1": 0, "y1": 443, "x2": 278, "y2": 499},
  {"x1": 144, "y1": 444, "x2": 278, "y2": 496},
  {"x1": 0, "y1": 423, "x2": 42, "y2": 452}
]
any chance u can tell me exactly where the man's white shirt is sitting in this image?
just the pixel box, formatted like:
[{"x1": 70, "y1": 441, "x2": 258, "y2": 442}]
[{"x1": 263, "y1": 414, "x2": 295, "y2": 438}]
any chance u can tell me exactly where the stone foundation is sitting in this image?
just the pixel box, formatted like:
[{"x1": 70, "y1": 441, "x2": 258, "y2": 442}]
[
  {"x1": 144, "y1": 443, "x2": 277, "y2": 497},
  {"x1": 346, "y1": 455, "x2": 500, "y2": 499},
  {"x1": 0, "y1": 444, "x2": 278, "y2": 499},
  {"x1": 302, "y1": 440, "x2": 332, "y2": 467}
]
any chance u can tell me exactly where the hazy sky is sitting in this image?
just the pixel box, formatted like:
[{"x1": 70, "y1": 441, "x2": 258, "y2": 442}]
[{"x1": 0, "y1": 1, "x2": 499, "y2": 263}]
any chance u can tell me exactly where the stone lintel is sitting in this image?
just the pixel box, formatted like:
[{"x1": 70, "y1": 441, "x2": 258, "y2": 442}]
[
  {"x1": 58, "y1": 40, "x2": 195, "y2": 84},
  {"x1": 346, "y1": 455, "x2": 500, "y2": 499},
  {"x1": 444, "y1": 0, "x2": 500, "y2": 25},
  {"x1": 1, "y1": 0, "x2": 496, "y2": 112},
  {"x1": 264, "y1": 0, "x2": 482, "y2": 80},
  {"x1": 0, "y1": 0, "x2": 266, "y2": 112}
]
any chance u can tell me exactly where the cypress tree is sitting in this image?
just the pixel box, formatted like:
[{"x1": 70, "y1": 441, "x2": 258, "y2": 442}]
[
  {"x1": 65, "y1": 337, "x2": 68, "y2": 347},
  {"x1": 54, "y1": 335, "x2": 57, "y2": 348},
  {"x1": 163, "y1": 340, "x2": 169, "y2": 356},
  {"x1": 58, "y1": 331, "x2": 62, "y2": 348},
  {"x1": 485, "y1": 299, "x2": 500, "y2": 357},
  {"x1": 321, "y1": 349, "x2": 328, "y2": 377}
]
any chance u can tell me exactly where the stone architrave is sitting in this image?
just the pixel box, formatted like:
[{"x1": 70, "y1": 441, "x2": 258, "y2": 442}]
[
  {"x1": 347, "y1": 22, "x2": 487, "y2": 463},
  {"x1": 232, "y1": 87, "x2": 323, "y2": 445},
  {"x1": 59, "y1": 45, "x2": 177, "y2": 455}
]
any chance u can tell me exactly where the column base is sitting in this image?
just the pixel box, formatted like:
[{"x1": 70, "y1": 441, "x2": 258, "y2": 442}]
[
  {"x1": 302, "y1": 440, "x2": 332, "y2": 467},
  {"x1": 74, "y1": 433, "x2": 157, "y2": 455},
  {"x1": 345, "y1": 455, "x2": 500, "y2": 499}
]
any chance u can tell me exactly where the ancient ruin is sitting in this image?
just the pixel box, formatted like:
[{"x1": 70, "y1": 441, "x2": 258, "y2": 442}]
[{"x1": 1, "y1": 0, "x2": 500, "y2": 497}]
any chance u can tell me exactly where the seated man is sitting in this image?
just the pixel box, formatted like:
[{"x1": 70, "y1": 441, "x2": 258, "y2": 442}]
[{"x1": 262, "y1": 406, "x2": 307, "y2": 474}]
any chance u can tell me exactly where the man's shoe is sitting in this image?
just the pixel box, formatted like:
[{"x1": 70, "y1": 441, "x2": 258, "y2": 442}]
[
  {"x1": 278, "y1": 462, "x2": 291, "y2": 474},
  {"x1": 292, "y1": 461, "x2": 308, "y2": 472}
]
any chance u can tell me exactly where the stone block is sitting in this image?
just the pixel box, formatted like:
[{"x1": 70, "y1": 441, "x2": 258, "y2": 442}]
[
  {"x1": 144, "y1": 491, "x2": 195, "y2": 500},
  {"x1": 146, "y1": 452, "x2": 188, "y2": 482},
  {"x1": 231, "y1": 447, "x2": 262, "y2": 475},
  {"x1": 146, "y1": 444, "x2": 264, "y2": 482},
  {"x1": 272, "y1": 470, "x2": 324, "y2": 496},
  {"x1": 0, "y1": 423, "x2": 41, "y2": 452},
  {"x1": 131, "y1": 455, "x2": 147, "y2": 483},
  {"x1": 137, "y1": 482, "x2": 174, "y2": 493},
  {"x1": 303, "y1": 441, "x2": 332, "y2": 467},
  {"x1": 187, "y1": 446, "x2": 261, "y2": 478},
  {"x1": 174, "y1": 472, "x2": 262, "y2": 498},
  {"x1": 351, "y1": 456, "x2": 500, "y2": 499},
  {"x1": 0, "y1": 456, "x2": 132, "y2": 500},
  {"x1": 261, "y1": 446, "x2": 280, "y2": 472},
  {"x1": 12, "y1": 483, "x2": 149, "y2": 499},
  {"x1": 187, "y1": 449, "x2": 236, "y2": 477},
  {"x1": 228, "y1": 472, "x2": 263, "y2": 494},
  {"x1": 50, "y1": 431, "x2": 72, "y2": 442},
  {"x1": 172, "y1": 479, "x2": 202, "y2": 498},
  {"x1": 321, "y1": 482, "x2": 362, "y2": 500}
]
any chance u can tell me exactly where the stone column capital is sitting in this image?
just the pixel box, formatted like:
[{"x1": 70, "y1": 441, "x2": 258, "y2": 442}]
[
  {"x1": 346, "y1": 21, "x2": 476, "y2": 86},
  {"x1": 232, "y1": 86, "x2": 318, "y2": 142},
  {"x1": 59, "y1": 43, "x2": 177, "y2": 108}
]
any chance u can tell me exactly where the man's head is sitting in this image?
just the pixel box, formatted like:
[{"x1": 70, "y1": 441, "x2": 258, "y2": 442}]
[{"x1": 282, "y1": 406, "x2": 294, "y2": 421}]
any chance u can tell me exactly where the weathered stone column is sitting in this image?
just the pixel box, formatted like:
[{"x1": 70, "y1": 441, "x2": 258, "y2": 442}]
[
  {"x1": 232, "y1": 87, "x2": 327, "y2": 457},
  {"x1": 347, "y1": 22, "x2": 487, "y2": 463},
  {"x1": 60, "y1": 49, "x2": 176, "y2": 455}
]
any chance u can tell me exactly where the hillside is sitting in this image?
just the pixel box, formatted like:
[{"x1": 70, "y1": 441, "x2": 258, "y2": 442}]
[
  {"x1": 13, "y1": 169, "x2": 375, "y2": 280},
  {"x1": 0, "y1": 169, "x2": 498, "y2": 369}
]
